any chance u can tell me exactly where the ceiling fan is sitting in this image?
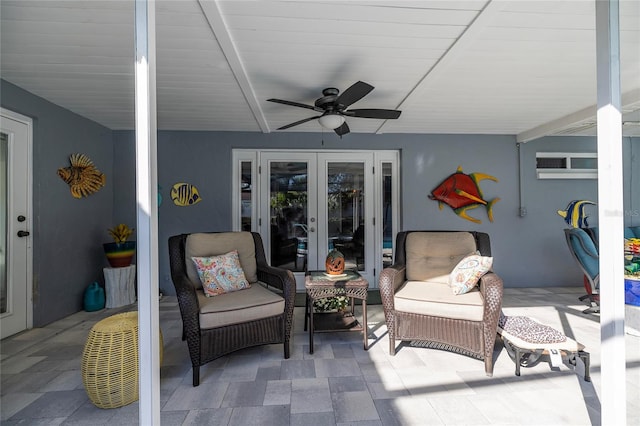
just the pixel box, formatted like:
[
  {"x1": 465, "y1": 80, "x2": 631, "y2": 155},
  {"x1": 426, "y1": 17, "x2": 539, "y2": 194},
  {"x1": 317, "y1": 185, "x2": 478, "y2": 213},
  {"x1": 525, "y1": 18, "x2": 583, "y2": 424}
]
[{"x1": 267, "y1": 81, "x2": 401, "y2": 136}]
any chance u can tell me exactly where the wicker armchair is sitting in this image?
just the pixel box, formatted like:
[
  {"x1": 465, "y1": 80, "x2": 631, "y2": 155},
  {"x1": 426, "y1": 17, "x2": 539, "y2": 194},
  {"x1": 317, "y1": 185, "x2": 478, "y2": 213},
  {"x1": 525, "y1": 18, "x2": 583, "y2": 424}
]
[
  {"x1": 379, "y1": 231, "x2": 503, "y2": 376},
  {"x1": 168, "y1": 231, "x2": 295, "y2": 386}
]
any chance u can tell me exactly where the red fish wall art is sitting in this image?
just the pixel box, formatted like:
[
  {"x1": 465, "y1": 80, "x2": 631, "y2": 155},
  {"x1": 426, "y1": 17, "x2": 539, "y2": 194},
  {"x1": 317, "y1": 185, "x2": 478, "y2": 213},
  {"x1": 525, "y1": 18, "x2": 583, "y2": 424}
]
[{"x1": 429, "y1": 166, "x2": 500, "y2": 224}]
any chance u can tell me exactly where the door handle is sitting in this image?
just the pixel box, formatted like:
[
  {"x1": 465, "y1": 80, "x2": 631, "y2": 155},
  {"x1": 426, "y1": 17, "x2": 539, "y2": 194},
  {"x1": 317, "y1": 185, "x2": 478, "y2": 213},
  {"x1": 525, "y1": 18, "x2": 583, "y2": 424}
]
[{"x1": 17, "y1": 230, "x2": 30, "y2": 237}]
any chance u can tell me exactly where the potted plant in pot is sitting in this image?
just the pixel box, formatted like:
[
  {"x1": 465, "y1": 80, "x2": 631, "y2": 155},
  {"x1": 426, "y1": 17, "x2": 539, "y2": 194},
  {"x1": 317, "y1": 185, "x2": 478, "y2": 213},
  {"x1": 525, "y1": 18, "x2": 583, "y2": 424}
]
[
  {"x1": 624, "y1": 237, "x2": 640, "y2": 306},
  {"x1": 104, "y1": 223, "x2": 136, "y2": 268},
  {"x1": 313, "y1": 295, "x2": 350, "y2": 313}
]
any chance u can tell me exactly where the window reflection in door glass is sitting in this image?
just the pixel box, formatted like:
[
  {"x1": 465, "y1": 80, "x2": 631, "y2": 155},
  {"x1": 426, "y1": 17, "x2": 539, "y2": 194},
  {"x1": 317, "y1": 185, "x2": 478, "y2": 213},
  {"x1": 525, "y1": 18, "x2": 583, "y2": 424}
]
[
  {"x1": 1, "y1": 133, "x2": 7, "y2": 313},
  {"x1": 269, "y1": 162, "x2": 308, "y2": 272},
  {"x1": 240, "y1": 161, "x2": 252, "y2": 231},
  {"x1": 382, "y1": 162, "x2": 393, "y2": 267},
  {"x1": 327, "y1": 162, "x2": 365, "y2": 271}
]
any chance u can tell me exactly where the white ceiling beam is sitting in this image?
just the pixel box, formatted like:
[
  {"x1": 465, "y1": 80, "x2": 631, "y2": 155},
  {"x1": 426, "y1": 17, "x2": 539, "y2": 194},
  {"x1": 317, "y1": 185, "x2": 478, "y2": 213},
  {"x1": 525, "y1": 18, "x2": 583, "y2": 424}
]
[
  {"x1": 376, "y1": 0, "x2": 506, "y2": 134},
  {"x1": 198, "y1": 0, "x2": 270, "y2": 133},
  {"x1": 516, "y1": 105, "x2": 597, "y2": 143},
  {"x1": 517, "y1": 88, "x2": 640, "y2": 142}
]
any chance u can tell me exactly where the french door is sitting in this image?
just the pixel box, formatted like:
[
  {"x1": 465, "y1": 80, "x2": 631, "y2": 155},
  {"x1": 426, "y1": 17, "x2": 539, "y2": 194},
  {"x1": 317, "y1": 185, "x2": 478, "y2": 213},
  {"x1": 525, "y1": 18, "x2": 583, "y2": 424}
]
[
  {"x1": 233, "y1": 150, "x2": 398, "y2": 291},
  {"x1": 0, "y1": 109, "x2": 32, "y2": 339}
]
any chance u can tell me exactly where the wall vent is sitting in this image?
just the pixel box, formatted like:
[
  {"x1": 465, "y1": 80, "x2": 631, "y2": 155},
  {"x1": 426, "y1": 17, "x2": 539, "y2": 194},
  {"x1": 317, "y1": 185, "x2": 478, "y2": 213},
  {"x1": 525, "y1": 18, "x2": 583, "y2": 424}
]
[{"x1": 536, "y1": 152, "x2": 597, "y2": 179}]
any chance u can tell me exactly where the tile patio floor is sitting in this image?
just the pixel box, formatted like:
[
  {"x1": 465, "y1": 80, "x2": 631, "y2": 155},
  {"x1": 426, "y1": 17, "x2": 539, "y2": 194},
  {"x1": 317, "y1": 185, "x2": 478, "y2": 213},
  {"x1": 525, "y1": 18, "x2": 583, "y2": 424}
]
[{"x1": 1, "y1": 287, "x2": 639, "y2": 425}]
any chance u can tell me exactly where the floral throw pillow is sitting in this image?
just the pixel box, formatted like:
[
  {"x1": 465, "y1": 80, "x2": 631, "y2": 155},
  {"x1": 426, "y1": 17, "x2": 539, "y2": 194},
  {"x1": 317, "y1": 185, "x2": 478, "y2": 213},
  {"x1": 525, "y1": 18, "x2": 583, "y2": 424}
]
[
  {"x1": 192, "y1": 250, "x2": 251, "y2": 297},
  {"x1": 449, "y1": 254, "x2": 493, "y2": 295}
]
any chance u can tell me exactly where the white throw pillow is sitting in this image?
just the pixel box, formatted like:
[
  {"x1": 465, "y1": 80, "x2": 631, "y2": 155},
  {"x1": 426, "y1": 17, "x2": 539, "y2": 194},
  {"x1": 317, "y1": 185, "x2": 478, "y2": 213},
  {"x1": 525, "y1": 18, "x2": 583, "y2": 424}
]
[{"x1": 449, "y1": 254, "x2": 493, "y2": 295}]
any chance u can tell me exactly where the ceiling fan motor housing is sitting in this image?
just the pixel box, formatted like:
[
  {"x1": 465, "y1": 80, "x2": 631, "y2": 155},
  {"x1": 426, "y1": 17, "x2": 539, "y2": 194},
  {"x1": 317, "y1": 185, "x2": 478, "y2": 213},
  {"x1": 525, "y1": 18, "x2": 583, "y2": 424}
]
[{"x1": 315, "y1": 88, "x2": 340, "y2": 111}]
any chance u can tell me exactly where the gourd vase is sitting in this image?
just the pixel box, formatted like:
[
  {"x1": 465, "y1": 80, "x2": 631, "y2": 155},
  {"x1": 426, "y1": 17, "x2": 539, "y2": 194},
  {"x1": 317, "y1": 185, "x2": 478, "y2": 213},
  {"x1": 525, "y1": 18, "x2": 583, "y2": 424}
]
[{"x1": 325, "y1": 248, "x2": 345, "y2": 275}]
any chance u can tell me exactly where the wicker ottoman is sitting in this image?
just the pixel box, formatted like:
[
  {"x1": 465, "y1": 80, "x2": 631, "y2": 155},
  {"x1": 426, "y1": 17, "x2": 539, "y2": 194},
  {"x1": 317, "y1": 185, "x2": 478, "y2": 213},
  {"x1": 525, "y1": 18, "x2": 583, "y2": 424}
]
[{"x1": 81, "y1": 311, "x2": 163, "y2": 408}]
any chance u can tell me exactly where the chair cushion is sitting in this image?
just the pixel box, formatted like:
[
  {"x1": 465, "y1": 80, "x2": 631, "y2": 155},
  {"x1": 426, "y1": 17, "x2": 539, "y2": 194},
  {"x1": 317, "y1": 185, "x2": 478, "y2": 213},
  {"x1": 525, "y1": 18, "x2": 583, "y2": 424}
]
[
  {"x1": 394, "y1": 280, "x2": 484, "y2": 321},
  {"x1": 624, "y1": 227, "x2": 636, "y2": 239},
  {"x1": 185, "y1": 232, "x2": 258, "y2": 288},
  {"x1": 498, "y1": 314, "x2": 566, "y2": 345},
  {"x1": 405, "y1": 232, "x2": 477, "y2": 281},
  {"x1": 192, "y1": 250, "x2": 251, "y2": 297},
  {"x1": 197, "y1": 283, "x2": 285, "y2": 329}
]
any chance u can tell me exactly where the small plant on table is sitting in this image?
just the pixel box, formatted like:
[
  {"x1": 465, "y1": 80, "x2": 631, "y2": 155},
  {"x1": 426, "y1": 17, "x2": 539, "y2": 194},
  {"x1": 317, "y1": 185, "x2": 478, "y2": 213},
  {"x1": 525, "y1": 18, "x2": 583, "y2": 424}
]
[{"x1": 313, "y1": 296, "x2": 350, "y2": 313}]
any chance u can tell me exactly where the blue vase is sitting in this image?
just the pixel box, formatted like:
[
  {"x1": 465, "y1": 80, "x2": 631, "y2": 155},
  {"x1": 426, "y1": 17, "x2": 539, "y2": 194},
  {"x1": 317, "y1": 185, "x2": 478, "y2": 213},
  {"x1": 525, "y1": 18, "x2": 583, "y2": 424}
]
[{"x1": 84, "y1": 282, "x2": 105, "y2": 312}]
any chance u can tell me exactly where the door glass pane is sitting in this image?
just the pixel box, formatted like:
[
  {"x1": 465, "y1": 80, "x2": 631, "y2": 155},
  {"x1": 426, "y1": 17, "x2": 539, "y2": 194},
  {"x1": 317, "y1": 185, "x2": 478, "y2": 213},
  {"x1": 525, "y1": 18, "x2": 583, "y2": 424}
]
[
  {"x1": 1, "y1": 132, "x2": 8, "y2": 313},
  {"x1": 382, "y1": 162, "x2": 393, "y2": 267},
  {"x1": 327, "y1": 162, "x2": 365, "y2": 271},
  {"x1": 240, "y1": 161, "x2": 252, "y2": 231},
  {"x1": 270, "y1": 162, "x2": 308, "y2": 272}
]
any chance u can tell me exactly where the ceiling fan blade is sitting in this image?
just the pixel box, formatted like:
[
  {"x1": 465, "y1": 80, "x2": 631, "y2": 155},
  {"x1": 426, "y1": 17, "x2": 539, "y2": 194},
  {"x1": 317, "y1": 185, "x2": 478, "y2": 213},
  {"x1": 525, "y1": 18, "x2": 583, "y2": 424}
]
[
  {"x1": 334, "y1": 121, "x2": 350, "y2": 136},
  {"x1": 347, "y1": 109, "x2": 402, "y2": 120},
  {"x1": 267, "y1": 98, "x2": 319, "y2": 111},
  {"x1": 336, "y1": 81, "x2": 374, "y2": 108},
  {"x1": 276, "y1": 115, "x2": 322, "y2": 130}
]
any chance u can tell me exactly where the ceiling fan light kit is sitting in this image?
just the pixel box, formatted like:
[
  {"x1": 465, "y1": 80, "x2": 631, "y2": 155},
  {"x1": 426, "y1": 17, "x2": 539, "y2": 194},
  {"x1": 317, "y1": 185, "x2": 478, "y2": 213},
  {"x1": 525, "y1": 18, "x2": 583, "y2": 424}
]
[
  {"x1": 268, "y1": 81, "x2": 401, "y2": 136},
  {"x1": 318, "y1": 113, "x2": 345, "y2": 130}
]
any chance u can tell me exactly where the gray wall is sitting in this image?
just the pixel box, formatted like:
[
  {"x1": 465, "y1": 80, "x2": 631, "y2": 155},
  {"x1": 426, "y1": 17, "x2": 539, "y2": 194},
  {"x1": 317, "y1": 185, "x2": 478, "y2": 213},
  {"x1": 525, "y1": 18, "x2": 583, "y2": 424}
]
[
  {"x1": 519, "y1": 137, "x2": 599, "y2": 285},
  {"x1": 2, "y1": 80, "x2": 114, "y2": 326},
  {"x1": 112, "y1": 131, "x2": 639, "y2": 295}
]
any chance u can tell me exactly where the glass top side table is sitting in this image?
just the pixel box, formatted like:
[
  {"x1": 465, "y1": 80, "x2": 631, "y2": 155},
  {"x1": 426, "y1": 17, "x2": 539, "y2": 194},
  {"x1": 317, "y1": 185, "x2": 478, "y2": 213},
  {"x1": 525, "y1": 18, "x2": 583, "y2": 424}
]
[{"x1": 304, "y1": 270, "x2": 369, "y2": 354}]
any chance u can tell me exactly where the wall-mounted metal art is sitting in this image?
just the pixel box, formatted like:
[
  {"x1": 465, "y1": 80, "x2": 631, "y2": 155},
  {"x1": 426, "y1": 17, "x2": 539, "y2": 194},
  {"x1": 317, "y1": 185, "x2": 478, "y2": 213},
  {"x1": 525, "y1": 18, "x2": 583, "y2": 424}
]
[
  {"x1": 429, "y1": 166, "x2": 500, "y2": 224},
  {"x1": 57, "y1": 153, "x2": 106, "y2": 199}
]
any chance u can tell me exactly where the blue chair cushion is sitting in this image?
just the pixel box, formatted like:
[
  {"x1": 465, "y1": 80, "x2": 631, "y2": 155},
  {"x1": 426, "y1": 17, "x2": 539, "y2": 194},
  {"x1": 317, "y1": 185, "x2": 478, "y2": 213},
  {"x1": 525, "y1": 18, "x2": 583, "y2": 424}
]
[{"x1": 624, "y1": 227, "x2": 636, "y2": 239}]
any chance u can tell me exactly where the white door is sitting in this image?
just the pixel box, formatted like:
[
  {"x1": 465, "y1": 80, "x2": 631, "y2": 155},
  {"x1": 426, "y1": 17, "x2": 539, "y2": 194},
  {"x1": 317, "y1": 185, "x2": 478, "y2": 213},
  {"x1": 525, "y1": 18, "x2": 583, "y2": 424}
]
[
  {"x1": 259, "y1": 152, "x2": 375, "y2": 289},
  {"x1": 0, "y1": 109, "x2": 32, "y2": 339}
]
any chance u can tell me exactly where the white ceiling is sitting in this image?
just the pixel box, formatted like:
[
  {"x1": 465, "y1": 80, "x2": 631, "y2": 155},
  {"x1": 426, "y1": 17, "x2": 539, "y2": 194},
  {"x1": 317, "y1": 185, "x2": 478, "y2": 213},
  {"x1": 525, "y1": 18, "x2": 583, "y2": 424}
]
[{"x1": 1, "y1": 0, "x2": 639, "y2": 140}]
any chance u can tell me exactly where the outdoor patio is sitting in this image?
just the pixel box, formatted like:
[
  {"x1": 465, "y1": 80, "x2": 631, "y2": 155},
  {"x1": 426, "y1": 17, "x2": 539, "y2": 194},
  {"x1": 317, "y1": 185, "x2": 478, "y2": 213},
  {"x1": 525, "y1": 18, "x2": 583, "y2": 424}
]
[{"x1": 2, "y1": 287, "x2": 639, "y2": 425}]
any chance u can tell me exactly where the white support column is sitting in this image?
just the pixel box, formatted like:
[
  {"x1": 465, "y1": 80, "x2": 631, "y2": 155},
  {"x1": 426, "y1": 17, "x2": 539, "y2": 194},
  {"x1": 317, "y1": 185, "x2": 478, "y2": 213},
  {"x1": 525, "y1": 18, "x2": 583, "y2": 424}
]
[
  {"x1": 595, "y1": 0, "x2": 626, "y2": 424},
  {"x1": 134, "y1": 0, "x2": 160, "y2": 424}
]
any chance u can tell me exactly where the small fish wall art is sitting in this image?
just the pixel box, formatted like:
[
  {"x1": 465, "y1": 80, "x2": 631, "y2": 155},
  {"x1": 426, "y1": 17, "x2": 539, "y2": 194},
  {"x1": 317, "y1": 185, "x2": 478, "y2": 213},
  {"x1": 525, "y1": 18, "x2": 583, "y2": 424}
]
[
  {"x1": 57, "y1": 153, "x2": 106, "y2": 199},
  {"x1": 429, "y1": 165, "x2": 500, "y2": 224},
  {"x1": 171, "y1": 182, "x2": 202, "y2": 206},
  {"x1": 557, "y1": 200, "x2": 596, "y2": 228}
]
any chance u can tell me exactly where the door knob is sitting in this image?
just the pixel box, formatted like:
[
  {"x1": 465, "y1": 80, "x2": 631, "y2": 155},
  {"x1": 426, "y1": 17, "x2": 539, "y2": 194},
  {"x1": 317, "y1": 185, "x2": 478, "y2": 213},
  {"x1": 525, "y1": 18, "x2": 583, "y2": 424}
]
[
  {"x1": 17, "y1": 230, "x2": 30, "y2": 237},
  {"x1": 309, "y1": 227, "x2": 315, "y2": 232}
]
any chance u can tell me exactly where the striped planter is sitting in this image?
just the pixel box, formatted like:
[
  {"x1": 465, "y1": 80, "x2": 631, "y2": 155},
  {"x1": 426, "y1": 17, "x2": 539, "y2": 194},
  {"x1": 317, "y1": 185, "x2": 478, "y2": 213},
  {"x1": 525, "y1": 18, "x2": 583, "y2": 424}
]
[{"x1": 103, "y1": 241, "x2": 136, "y2": 268}]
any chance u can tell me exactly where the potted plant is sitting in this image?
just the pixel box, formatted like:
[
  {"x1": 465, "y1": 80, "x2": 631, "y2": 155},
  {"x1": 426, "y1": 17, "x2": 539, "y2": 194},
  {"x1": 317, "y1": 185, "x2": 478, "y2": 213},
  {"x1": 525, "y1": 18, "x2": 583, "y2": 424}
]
[
  {"x1": 313, "y1": 295, "x2": 350, "y2": 313},
  {"x1": 103, "y1": 223, "x2": 136, "y2": 268},
  {"x1": 624, "y1": 238, "x2": 640, "y2": 306}
]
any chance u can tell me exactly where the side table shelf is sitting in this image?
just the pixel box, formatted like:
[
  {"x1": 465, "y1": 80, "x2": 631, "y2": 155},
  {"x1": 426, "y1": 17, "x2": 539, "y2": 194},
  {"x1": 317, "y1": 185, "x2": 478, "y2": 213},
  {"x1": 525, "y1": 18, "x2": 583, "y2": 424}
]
[
  {"x1": 103, "y1": 265, "x2": 136, "y2": 308},
  {"x1": 304, "y1": 270, "x2": 369, "y2": 354},
  {"x1": 311, "y1": 311, "x2": 361, "y2": 332}
]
